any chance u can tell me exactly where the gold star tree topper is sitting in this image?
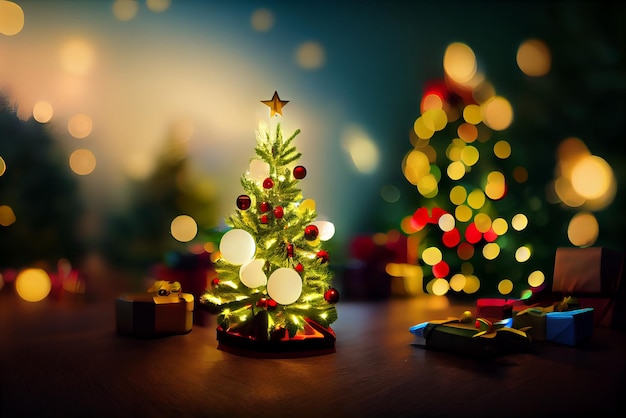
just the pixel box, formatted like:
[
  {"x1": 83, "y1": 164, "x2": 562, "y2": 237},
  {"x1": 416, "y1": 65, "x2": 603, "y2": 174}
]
[{"x1": 261, "y1": 91, "x2": 289, "y2": 117}]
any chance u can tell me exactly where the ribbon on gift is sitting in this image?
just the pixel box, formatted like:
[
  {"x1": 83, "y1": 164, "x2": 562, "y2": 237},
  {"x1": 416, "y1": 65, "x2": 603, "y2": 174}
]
[{"x1": 148, "y1": 280, "x2": 194, "y2": 305}]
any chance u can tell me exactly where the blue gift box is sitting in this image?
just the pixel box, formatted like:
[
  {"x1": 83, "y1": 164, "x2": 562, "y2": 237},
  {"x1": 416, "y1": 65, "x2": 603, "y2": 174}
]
[{"x1": 546, "y1": 307, "x2": 594, "y2": 346}]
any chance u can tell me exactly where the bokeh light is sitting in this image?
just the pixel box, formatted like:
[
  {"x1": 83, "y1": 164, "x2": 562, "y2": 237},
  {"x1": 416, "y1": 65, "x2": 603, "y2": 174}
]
[
  {"x1": 33, "y1": 101, "x2": 54, "y2": 123},
  {"x1": 493, "y1": 140, "x2": 511, "y2": 159},
  {"x1": 498, "y1": 279, "x2": 513, "y2": 295},
  {"x1": 570, "y1": 155, "x2": 613, "y2": 199},
  {"x1": 449, "y1": 273, "x2": 466, "y2": 291},
  {"x1": 422, "y1": 247, "x2": 442, "y2": 266},
  {"x1": 112, "y1": 0, "x2": 139, "y2": 21},
  {"x1": 381, "y1": 185, "x2": 401, "y2": 203},
  {"x1": 517, "y1": 39, "x2": 551, "y2": 77},
  {"x1": 69, "y1": 149, "x2": 96, "y2": 175},
  {"x1": 0, "y1": 156, "x2": 6, "y2": 176},
  {"x1": 146, "y1": 0, "x2": 171, "y2": 13},
  {"x1": 443, "y1": 42, "x2": 477, "y2": 83},
  {"x1": 295, "y1": 41, "x2": 325, "y2": 70},
  {"x1": 511, "y1": 213, "x2": 528, "y2": 231},
  {"x1": 515, "y1": 246, "x2": 531, "y2": 262},
  {"x1": 15, "y1": 268, "x2": 51, "y2": 302},
  {"x1": 528, "y1": 270, "x2": 545, "y2": 288},
  {"x1": 481, "y1": 96, "x2": 513, "y2": 131},
  {"x1": 68, "y1": 114, "x2": 93, "y2": 139},
  {"x1": 431, "y1": 278, "x2": 450, "y2": 296},
  {"x1": 438, "y1": 213, "x2": 455, "y2": 232},
  {"x1": 463, "y1": 275, "x2": 480, "y2": 294},
  {"x1": 0, "y1": 205, "x2": 16, "y2": 226},
  {"x1": 60, "y1": 39, "x2": 95, "y2": 76},
  {"x1": 567, "y1": 211, "x2": 599, "y2": 247},
  {"x1": 482, "y1": 242, "x2": 500, "y2": 260},
  {"x1": 251, "y1": 8, "x2": 274, "y2": 32},
  {"x1": 0, "y1": 1, "x2": 25, "y2": 36},
  {"x1": 342, "y1": 125, "x2": 379, "y2": 173},
  {"x1": 170, "y1": 215, "x2": 198, "y2": 243}
]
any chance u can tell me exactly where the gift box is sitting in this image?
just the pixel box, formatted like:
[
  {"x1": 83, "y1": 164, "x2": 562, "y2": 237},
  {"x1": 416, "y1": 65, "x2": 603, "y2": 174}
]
[
  {"x1": 475, "y1": 298, "x2": 515, "y2": 321},
  {"x1": 116, "y1": 281, "x2": 194, "y2": 338},
  {"x1": 512, "y1": 308, "x2": 548, "y2": 342},
  {"x1": 409, "y1": 318, "x2": 532, "y2": 358},
  {"x1": 545, "y1": 308, "x2": 594, "y2": 346},
  {"x1": 551, "y1": 247, "x2": 625, "y2": 328}
]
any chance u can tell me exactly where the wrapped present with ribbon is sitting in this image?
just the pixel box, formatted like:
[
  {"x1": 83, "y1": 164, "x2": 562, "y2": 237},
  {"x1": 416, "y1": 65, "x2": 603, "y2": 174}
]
[
  {"x1": 116, "y1": 280, "x2": 194, "y2": 338},
  {"x1": 475, "y1": 297, "x2": 517, "y2": 321},
  {"x1": 551, "y1": 247, "x2": 625, "y2": 329},
  {"x1": 409, "y1": 313, "x2": 533, "y2": 358},
  {"x1": 512, "y1": 299, "x2": 593, "y2": 346}
]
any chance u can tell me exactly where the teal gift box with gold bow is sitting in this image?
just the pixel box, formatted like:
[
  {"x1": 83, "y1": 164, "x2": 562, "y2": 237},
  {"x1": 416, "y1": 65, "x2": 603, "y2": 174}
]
[{"x1": 116, "y1": 281, "x2": 194, "y2": 338}]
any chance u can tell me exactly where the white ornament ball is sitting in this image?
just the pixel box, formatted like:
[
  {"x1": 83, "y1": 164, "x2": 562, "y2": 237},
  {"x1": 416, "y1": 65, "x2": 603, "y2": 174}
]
[
  {"x1": 239, "y1": 259, "x2": 267, "y2": 288},
  {"x1": 311, "y1": 220, "x2": 335, "y2": 241},
  {"x1": 248, "y1": 159, "x2": 270, "y2": 182},
  {"x1": 266, "y1": 267, "x2": 303, "y2": 305},
  {"x1": 219, "y1": 229, "x2": 256, "y2": 265}
]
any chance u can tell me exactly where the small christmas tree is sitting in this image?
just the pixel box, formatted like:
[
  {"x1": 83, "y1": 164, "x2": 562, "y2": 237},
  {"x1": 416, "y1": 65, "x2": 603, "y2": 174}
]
[{"x1": 201, "y1": 92, "x2": 338, "y2": 354}]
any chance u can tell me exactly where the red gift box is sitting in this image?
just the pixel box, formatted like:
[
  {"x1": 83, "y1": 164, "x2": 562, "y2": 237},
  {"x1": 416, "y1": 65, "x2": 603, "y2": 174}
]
[
  {"x1": 475, "y1": 298, "x2": 516, "y2": 321},
  {"x1": 551, "y1": 247, "x2": 625, "y2": 329}
]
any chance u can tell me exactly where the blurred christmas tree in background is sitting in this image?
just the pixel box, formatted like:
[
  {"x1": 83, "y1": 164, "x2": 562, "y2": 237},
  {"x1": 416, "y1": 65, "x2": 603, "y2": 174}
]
[
  {"x1": 0, "y1": 93, "x2": 84, "y2": 270},
  {"x1": 100, "y1": 123, "x2": 218, "y2": 287}
]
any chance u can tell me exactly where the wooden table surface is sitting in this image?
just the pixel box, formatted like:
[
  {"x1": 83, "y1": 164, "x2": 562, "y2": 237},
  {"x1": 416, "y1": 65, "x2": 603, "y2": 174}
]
[{"x1": 1, "y1": 290, "x2": 625, "y2": 418}]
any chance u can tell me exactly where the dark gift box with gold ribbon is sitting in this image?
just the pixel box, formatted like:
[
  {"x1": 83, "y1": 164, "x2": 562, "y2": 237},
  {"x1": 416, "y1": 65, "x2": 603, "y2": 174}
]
[{"x1": 116, "y1": 281, "x2": 194, "y2": 338}]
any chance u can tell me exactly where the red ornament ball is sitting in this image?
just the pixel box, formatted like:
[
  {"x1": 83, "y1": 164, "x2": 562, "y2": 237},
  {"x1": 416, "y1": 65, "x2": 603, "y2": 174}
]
[
  {"x1": 304, "y1": 225, "x2": 319, "y2": 241},
  {"x1": 316, "y1": 250, "x2": 329, "y2": 263},
  {"x1": 293, "y1": 165, "x2": 307, "y2": 180},
  {"x1": 267, "y1": 299, "x2": 278, "y2": 310},
  {"x1": 260, "y1": 214, "x2": 269, "y2": 224},
  {"x1": 211, "y1": 278, "x2": 220, "y2": 288},
  {"x1": 295, "y1": 263, "x2": 303, "y2": 272},
  {"x1": 257, "y1": 297, "x2": 268, "y2": 308},
  {"x1": 236, "y1": 194, "x2": 251, "y2": 210},
  {"x1": 324, "y1": 287, "x2": 340, "y2": 304},
  {"x1": 263, "y1": 178, "x2": 274, "y2": 189},
  {"x1": 273, "y1": 206, "x2": 284, "y2": 218},
  {"x1": 259, "y1": 202, "x2": 271, "y2": 213}
]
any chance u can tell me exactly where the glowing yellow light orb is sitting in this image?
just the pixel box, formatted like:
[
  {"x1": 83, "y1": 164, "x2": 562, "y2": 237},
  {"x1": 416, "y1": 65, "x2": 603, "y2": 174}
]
[
  {"x1": 417, "y1": 174, "x2": 438, "y2": 196},
  {"x1": 463, "y1": 275, "x2": 480, "y2": 294},
  {"x1": 482, "y1": 242, "x2": 500, "y2": 260},
  {"x1": 422, "y1": 109, "x2": 448, "y2": 132},
  {"x1": 493, "y1": 140, "x2": 512, "y2": 159},
  {"x1": 0, "y1": 0, "x2": 25, "y2": 36},
  {"x1": 492, "y1": 218, "x2": 508, "y2": 235},
  {"x1": 33, "y1": 101, "x2": 54, "y2": 123},
  {"x1": 449, "y1": 185, "x2": 467, "y2": 205},
  {"x1": 455, "y1": 205, "x2": 473, "y2": 222},
  {"x1": 463, "y1": 104, "x2": 482, "y2": 124},
  {"x1": 0, "y1": 205, "x2": 16, "y2": 226},
  {"x1": 443, "y1": 42, "x2": 477, "y2": 83},
  {"x1": 481, "y1": 96, "x2": 513, "y2": 131},
  {"x1": 571, "y1": 155, "x2": 613, "y2": 200},
  {"x1": 422, "y1": 247, "x2": 443, "y2": 266},
  {"x1": 498, "y1": 279, "x2": 514, "y2": 295},
  {"x1": 449, "y1": 273, "x2": 466, "y2": 292},
  {"x1": 511, "y1": 213, "x2": 528, "y2": 231},
  {"x1": 170, "y1": 215, "x2": 198, "y2": 243},
  {"x1": 467, "y1": 189, "x2": 486, "y2": 210},
  {"x1": 517, "y1": 39, "x2": 551, "y2": 77},
  {"x1": 460, "y1": 145, "x2": 479, "y2": 166},
  {"x1": 69, "y1": 149, "x2": 96, "y2": 175},
  {"x1": 15, "y1": 268, "x2": 51, "y2": 302},
  {"x1": 515, "y1": 246, "x2": 531, "y2": 262},
  {"x1": 528, "y1": 270, "x2": 545, "y2": 287},
  {"x1": 431, "y1": 278, "x2": 450, "y2": 296},
  {"x1": 447, "y1": 161, "x2": 466, "y2": 180},
  {"x1": 567, "y1": 211, "x2": 599, "y2": 247},
  {"x1": 414, "y1": 117, "x2": 435, "y2": 140}
]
